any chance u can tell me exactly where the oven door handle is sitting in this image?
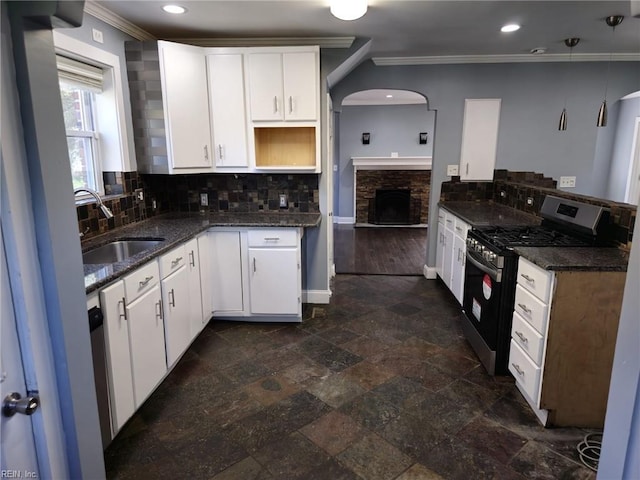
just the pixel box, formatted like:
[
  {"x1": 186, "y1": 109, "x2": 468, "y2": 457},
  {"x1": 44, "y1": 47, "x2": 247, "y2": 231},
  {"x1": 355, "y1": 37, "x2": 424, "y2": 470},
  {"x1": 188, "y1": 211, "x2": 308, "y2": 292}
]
[{"x1": 466, "y1": 252, "x2": 502, "y2": 283}]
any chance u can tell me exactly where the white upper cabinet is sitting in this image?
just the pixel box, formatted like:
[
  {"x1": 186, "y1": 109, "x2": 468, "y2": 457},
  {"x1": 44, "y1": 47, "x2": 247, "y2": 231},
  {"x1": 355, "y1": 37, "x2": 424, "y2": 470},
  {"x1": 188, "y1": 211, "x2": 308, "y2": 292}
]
[
  {"x1": 246, "y1": 48, "x2": 319, "y2": 122},
  {"x1": 207, "y1": 53, "x2": 249, "y2": 169},
  {"x1": 459, "y1": 98, "x2": 501, "y2": 181},
  {"x1": 158, "y1": 41, "x2": 212, "y2": 171}
]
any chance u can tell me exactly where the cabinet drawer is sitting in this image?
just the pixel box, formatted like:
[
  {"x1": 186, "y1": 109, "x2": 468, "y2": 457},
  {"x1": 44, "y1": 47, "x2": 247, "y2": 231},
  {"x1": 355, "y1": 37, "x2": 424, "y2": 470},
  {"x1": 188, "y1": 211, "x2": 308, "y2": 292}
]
[
  {"x1": 444, "y1": 212, "x2": 454, "y2": 229},
  {"x1": 247, "y1": 229, "x2": 298, "y2": 247},
  {"x1": 517, "y1": 257, "x2": 553, "y2": 302},
  {"x1": 123, "y1": 261, "x2": 160, "y2": 303},
  {"x1": 511, "y1": 311, "x2": 545, "y2": 366},
  {"x1": 454, "y1": 217, "x2": 469, "y2": 239},
  {"x1": 509, "y1": 339, "x2": 541, "y2": 403},
  {"x1": 514, "y1": 284, "x2": 549, "y2": 335},
  {"x1": 159, "y1": 244, "x2": 187, "y2": 279}
]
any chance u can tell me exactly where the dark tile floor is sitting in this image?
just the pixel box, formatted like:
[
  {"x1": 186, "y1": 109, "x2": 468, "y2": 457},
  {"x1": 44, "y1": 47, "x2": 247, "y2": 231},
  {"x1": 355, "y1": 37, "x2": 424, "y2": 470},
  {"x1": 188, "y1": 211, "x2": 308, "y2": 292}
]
[{"x1": 105, "y1": 275, "x2": 598, "y2": 480}]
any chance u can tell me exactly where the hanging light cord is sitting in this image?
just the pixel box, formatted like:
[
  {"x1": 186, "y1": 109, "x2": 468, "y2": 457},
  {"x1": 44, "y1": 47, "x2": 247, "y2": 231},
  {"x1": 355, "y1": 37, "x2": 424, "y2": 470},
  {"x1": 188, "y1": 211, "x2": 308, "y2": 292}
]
[
  {"x1": 602, "y1": 24, "x2": 618, "y2": 102},
  {"x1": 563, "y1": 45, "x2": 575, "y2": 109},
  {"x1": 577, "y1": 432, "x2": 603, "y2": 472}
]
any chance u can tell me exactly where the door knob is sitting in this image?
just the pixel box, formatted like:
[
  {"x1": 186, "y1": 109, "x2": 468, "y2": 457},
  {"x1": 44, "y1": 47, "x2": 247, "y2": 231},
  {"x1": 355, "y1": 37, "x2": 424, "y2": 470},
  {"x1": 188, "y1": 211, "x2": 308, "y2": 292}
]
[{"x1": 2, "y1": 392, "x2": 39, "y2": 417}]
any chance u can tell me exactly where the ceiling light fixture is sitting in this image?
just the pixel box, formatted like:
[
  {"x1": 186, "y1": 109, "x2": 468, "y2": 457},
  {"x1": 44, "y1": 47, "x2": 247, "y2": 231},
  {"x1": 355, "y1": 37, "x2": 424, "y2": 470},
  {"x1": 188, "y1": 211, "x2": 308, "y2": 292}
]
[
  {"x1": 500, "y1": 24, "x2": 521, "y2": 33},
  {"x1": 330, "y1": 0, "x2": 368, "y2": 21},
  {"x1": 162, "y1": 4, "x2": 186, "y2": 14},
  {"x1": 558, "y1": 37, "x2": 579, "y2": 131},
  {"x1": 597, "y1": 15, "x2": 624, "y2": 127},
  {"x1": 386, "y1": 94, "x2": 393, "y2": 98}
]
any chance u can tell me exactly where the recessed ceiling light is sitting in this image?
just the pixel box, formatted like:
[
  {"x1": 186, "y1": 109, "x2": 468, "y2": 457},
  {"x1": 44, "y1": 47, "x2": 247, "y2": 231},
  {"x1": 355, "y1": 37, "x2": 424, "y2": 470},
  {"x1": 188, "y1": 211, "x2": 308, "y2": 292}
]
[
  {"x1": 386, "y1": 94, "x2": 393, "y2": 98},
  {"x1": 162, "y1": 5, "x2": 186, "y2": 14},
  {"x1": 330, "y1": 0, "x2": 368, "y2": 21},
  {"x1": 501, "y1": 24, "x2": 521, "y2": 33}
]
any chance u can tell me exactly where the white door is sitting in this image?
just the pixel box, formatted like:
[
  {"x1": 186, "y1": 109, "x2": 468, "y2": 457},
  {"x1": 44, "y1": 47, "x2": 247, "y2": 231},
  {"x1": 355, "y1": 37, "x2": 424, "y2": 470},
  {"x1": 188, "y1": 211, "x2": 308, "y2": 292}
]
[
  {"x1": 161, "y1": 267, "x2": 191, "y2": 367},
  {"x1": 249, "y1": 248, "x2": 300, "y2": 315},
  {"x1": 283, "y1": 51, "x2": 318, "y2": 121},
  {"x1": 0, "y1": 238, "x2": 40, "y2": 477},
  {"x1": 451, "y1": 233, "x2": 466, "y2": 305},
  {"x1": 207, "y1": 53, "x2": 249, "y2": 168},
  {"x1": 247, "y1": 53, "x2": 284, "y2": 121}
]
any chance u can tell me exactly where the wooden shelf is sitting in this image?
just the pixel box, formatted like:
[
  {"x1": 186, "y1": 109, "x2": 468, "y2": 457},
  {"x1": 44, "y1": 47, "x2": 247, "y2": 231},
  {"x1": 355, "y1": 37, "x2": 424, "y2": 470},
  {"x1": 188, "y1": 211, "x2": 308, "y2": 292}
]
[{"x1": 254, "y1": 127, "x2": 316, "y2": 168}]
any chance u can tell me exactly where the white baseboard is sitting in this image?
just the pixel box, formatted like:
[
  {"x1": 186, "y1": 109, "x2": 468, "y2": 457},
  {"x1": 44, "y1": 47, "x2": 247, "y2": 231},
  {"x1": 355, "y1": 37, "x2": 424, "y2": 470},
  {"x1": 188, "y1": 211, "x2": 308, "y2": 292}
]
[
  {"x1": 334, "y1": 216, "x2": 355, "y2": 224},
  {"x1": 424, "y1": 265, "x2": 438, "y2": 279},
  {"x1": 303, "y1": 289, "x2": 332, "y2": 304}
]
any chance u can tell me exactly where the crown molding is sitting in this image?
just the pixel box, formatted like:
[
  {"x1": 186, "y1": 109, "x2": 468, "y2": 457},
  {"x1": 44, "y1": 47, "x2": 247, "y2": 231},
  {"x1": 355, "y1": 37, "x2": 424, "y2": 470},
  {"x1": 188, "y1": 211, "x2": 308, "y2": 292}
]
[
  {"x1": 373, "y1": 53, "x2": 640, "y2": 66},
  {"x1": 83, "y1": 1, "x2": 155, "y2": 41},
  {"x1": 170, "y1": 36, "x2": 355, "y2": 49}
]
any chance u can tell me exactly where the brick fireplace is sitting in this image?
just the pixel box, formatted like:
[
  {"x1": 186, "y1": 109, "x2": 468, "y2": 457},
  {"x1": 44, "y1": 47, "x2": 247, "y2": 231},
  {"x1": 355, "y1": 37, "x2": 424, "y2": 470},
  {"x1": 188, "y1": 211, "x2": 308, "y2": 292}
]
[{"x1": 353, "y1": 157, "x2": 431, "y2": 226}]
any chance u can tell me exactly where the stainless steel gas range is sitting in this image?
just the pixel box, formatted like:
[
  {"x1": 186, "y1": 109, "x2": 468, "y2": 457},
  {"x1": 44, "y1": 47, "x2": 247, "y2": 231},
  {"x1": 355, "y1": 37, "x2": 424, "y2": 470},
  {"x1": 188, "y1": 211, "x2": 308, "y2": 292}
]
[{"x1": 461, "y1": 195, "x2": 613, "y2": 375}]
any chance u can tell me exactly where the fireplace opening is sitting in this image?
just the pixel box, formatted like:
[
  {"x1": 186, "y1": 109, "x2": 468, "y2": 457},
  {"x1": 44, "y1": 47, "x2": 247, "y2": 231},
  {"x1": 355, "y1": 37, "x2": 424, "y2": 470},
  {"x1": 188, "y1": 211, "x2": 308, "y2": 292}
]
[{"x1": 373, "y1": 189, "x2": 412, "y2": 225}]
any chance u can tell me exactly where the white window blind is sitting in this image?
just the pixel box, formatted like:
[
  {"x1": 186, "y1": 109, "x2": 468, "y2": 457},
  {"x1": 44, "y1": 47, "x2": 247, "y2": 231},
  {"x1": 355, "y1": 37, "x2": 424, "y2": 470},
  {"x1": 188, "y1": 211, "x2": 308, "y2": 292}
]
[{"x1": 56, "y1": 55, "x2": 103, "y2": 92}]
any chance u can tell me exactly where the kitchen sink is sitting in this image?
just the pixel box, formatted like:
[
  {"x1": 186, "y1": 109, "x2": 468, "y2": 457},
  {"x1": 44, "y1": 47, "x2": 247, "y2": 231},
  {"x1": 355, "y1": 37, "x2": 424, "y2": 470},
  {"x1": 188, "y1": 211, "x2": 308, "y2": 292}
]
[{"x1": 82, "y1": 238, "x2": 164, "y2": 264}]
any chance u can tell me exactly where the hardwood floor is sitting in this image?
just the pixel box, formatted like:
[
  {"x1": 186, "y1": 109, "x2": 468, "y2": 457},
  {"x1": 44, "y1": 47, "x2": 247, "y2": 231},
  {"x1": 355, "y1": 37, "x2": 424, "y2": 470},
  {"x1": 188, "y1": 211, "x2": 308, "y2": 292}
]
[{"x1": 334, "y1": 225, "x2": 428, "y2": 275}]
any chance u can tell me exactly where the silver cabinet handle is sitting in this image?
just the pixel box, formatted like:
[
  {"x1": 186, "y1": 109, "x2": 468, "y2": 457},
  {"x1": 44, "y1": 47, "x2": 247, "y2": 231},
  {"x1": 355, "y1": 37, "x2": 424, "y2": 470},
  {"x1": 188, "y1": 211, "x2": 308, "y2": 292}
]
[
  {"x1": 274, "y1": 96, "x2": 278, "y2": 113},
  {"x1": 155, "y1": 300, "x2": 163, "y2": 320},
  {"x1": 169, "y1": 288, "x2": 175, "y2": 307},
  {"x1": 512, "y1": 363, "x2": 525, "y2": 376},
  {"x1": 218, "y1": 144, "x2": 223, "y2": 160},
  {"x1": 515, "y1": 331, "x2": 528, "y2": 343},
  {"x1": 204, "y1": 145, "x2": 209, "y2": 161},
  {"x1": 171, "y1": 257, "x2": 183, "y2": 267},
  {"x1": 520, "y1": 273, "x2": 534, "y2": 283},
  {"x1": 118, "y1": 298, "x2": 127, "y2": 321},
  {"x1": 289, "y1": 96, "x2": 293, "y2": 114},
  {"x1": 517, "y1": 303, "x2": 532, "y2": 314},
  {"x1": 263, "y1": 237, "x2": 280, "y2": 242},
  {"x1": 456, "y1": 226, "x2": 462, "y2": 232},
  {"x1": 253, "y1": 257, "x2": 256, "y2": 273},
  {"x1": 466, "y1": 163, "x2": 469, "y2": 175},
  {"x1": 139, "y1": 276, "x2": 153, "y2": 288},
  {"x1": 189, "y1": 251, "x2": 195, "y2": 267}
]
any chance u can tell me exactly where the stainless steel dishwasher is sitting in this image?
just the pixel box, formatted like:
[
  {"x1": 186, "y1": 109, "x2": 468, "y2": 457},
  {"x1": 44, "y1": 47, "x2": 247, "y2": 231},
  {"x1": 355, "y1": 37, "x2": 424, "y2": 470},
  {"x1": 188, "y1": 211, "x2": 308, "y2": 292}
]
[{"x1": 88, "y1": 306, "x2": 113, "y2": 449}]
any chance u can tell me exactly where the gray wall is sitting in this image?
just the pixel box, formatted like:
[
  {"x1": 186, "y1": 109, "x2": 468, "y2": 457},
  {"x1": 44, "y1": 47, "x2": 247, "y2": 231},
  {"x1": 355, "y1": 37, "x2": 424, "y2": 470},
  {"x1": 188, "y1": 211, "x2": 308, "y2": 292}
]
[
  {"x1": 337, "y1": 103, "x2": 434, "y2": 218},
  {"x1": 606, "y1": 96, "x2": 640, "y2": 202},
  {"x1": 330, "y1": 59, "x2": 640, "y2": 265}
]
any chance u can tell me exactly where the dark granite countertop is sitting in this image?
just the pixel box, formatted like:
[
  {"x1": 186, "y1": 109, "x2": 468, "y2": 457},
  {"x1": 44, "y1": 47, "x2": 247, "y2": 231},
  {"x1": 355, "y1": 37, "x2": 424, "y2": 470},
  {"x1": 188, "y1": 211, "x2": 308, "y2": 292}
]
[
  {"x1": 439, "y1": 201, "x2": 541, "y2": 227},
  {"x1": 512, "y1": 246, "x2": 629, "y2": 272},
  {"x1": 83, "y1": 212, "x2": 321, "y2": 293}
]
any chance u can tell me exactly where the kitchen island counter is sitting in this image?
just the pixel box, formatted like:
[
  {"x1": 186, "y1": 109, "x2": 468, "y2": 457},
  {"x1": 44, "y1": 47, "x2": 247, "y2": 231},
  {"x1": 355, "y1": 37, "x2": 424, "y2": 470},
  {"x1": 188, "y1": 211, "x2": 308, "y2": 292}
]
[{"x1": 82, "y1": 212, "x2": 321, "y2": 293}]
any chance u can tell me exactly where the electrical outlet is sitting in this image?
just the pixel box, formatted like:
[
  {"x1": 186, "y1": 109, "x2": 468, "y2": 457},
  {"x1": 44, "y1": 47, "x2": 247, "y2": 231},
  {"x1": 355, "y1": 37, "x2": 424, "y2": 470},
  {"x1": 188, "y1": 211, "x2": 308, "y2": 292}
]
[
  {"x1": 279, "y1": 194, "x2": 288, "y2": 208},
  {"x1": 134, "y1": 188, "x2": 144, "y2": 203},
  {"x1": 447, "y1": 164, "x2": 459, "y2": 176},
  {"x1": 560, "y1": 176, "x2": 576, "y2": 188},
  {"x1": 526, "y1": 197, "x2": 534, "y2": 206},
  {"x1": 333, "y1": 165, "x2": 338, "y2": 172},
  {"x1": 500, "y1": 191, "x2": 506, "y2": 198},
  {"x1": 152, "y1": 199, "x2": 157, "y2": 210},
  {"x1": 92, "y1": 28, "x2": 104, "y2": 44},
  {"x1": 200, "y1": 193, "x2": 209, "y2": 206},
  {"x1": 391, "y1": 152, "x2": 399, "y2": 158}
]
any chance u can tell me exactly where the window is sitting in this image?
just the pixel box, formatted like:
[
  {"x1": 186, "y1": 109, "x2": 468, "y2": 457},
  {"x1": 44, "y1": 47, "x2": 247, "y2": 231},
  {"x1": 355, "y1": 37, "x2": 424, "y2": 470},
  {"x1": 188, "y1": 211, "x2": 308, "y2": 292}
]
[{"x1": 54, "y1": 31, "x2": 135, "y2": 196}]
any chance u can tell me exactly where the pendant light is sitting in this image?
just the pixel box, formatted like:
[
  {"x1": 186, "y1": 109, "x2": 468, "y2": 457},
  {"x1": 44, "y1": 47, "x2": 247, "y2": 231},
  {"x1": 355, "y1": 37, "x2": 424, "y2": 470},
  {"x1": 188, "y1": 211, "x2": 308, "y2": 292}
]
[
  {"x1": 597, "y1": 15, "x2": 624, "y2": 127},
  {"x1": 559, "y1": 37, "x2": 579, "y2": 131}
]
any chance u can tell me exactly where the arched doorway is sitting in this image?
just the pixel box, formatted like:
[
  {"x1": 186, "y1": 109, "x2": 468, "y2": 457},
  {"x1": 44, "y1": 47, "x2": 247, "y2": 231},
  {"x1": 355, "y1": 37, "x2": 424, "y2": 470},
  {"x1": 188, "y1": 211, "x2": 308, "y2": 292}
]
[{"x1": 332, "y1": 89, "x2": 434, "y2": 275}]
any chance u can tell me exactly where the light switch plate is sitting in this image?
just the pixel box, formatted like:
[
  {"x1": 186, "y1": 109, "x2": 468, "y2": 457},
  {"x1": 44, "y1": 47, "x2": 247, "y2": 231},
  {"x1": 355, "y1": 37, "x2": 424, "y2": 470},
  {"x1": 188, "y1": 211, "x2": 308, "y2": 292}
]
[
  {"x1": 92, "y1": 28, "x2": 104, "y2": 44},
  {"x1": 200, "y1": 193, "x2": 208, "y2": 206},
  {"x1": 279, "y1": 194, "x2": 288, "y2": 208},
  {"x1": 447, "y1": 164, "x2": 459, "y2": 176}
]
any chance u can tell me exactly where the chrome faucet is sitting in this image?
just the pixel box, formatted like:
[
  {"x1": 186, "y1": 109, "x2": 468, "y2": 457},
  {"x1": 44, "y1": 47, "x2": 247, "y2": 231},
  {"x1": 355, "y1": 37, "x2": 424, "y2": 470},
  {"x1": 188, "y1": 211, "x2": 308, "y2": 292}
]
[{"x1": 74, "y1": 188, "x2": 114, "y2": 220}]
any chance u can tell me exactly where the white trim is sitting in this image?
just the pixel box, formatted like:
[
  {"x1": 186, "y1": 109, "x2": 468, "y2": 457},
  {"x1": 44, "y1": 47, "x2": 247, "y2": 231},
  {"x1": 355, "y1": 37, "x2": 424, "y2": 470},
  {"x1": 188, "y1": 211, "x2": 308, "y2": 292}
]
[
  {"x1": 52, "y1": 31, "x2": 136, "y2": 172},
  {"x1": 302, "y1": 289, "x2": 332, "y2": 304},
  {"x1": 334, "y1": 216, "x2": 355, "y2": 224},
  {"x1": 83, "y1": 1, "x2": 155, "y2": 41},
  {"x1": 373, "y1": 52, "x2": 640, "y2": 66},
  {"x1": 624, "y1": 117, "x2": 640, "y2": 205},
  {"x1": 424, "y1": 265, "x2": 438, "y2": 279},
  {"x1": 175, "y1": 37, "x2": 354, "y2": 49},
  {"x1": 352, "y1": 156, "x2": 432, "y2": 170}
]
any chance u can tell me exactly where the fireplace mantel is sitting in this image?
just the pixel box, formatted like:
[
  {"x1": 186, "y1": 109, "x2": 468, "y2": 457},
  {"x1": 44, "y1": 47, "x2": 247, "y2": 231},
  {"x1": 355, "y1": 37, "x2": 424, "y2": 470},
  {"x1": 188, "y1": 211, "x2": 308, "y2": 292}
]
[{"x1": 352, "y1": 156, "x2": 432, "y2": 171}]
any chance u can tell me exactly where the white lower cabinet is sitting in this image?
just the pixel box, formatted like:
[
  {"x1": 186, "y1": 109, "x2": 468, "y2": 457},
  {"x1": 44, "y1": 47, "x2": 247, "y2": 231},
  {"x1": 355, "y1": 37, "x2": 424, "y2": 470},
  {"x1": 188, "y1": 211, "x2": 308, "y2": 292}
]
[
  {"x1": 161, "y1": 265, "x2": 191, "y2": 368},
  {"x1": 209, "y1": 230, "x2": 245, "y2": 314},
  {"x1": 198, "y1": 232, "x2": 214, "y2": 325},
  {"x1": 249, "y1": 248, "x2": 300, "y2": 315},
  {"x1": 437, "y1": 207, "x2": 470, "y2": 305},
  {"x1": 185, "y1": 237, "x2": 204, "y2": 339}
]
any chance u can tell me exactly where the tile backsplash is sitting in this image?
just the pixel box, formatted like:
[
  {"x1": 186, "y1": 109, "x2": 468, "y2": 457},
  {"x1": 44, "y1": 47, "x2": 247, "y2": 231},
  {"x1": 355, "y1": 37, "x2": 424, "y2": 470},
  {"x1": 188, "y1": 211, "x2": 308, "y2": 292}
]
[{"x1": 441, "y1": 169, "x2": 636, "y2": 249}]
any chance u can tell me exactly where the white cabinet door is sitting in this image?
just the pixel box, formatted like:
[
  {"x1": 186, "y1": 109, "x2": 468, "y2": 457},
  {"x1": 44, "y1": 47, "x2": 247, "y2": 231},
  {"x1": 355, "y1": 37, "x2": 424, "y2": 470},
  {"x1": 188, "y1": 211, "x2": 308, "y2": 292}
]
[
  {"x1": 185, "y1": 237, "x2": 204, "y2": 340},
  {"x1": 161, "y1": 266, "x2": 191, "y2": 368},
  {"x1": 159, "y1": 41, "x2": 212, "y2": 170},
  {"x1": 459, "y1": 98, "x2": 501, "y2": 180},
  {"x1": 211, "y1": 231, "x2": 244, "y2": 313},
  {"x1": 197, "y1": 233, "x2": 214, "y2": 324},
  {"x1": 282, "y1": 51, "x2": 317, "y2": 121},
  {"x1": 248, "y1": 247, "x2": 300, "y2": 315},
  {"x1": 247, "y1": 53, "x2": 284, "y2": 121},
  {"x1": 442, "y1": 227, "x2": 455, "y2": 290},
  {"x1": 207, "y1": 53, "x2": 249, "y2": 168},
  {"x1": 435, "y1": 211, "x2": 446, "y2": 278},
  {"x1": 126, "y1": 285, "x2": 166, "y2": 407},
  {"x1": 100, "y1": 281, "x2": 134, "y2": 433},
  {"x1": 451, "y1": 233, "x2": 467, "y2": 305}
]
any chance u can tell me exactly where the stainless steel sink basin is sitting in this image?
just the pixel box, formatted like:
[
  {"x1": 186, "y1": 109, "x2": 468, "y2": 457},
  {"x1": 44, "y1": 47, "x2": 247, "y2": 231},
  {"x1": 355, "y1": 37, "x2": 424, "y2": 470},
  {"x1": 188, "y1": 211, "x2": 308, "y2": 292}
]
[{"x1": 82, "y1": 238, "x2": 164, "y2": 264}]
